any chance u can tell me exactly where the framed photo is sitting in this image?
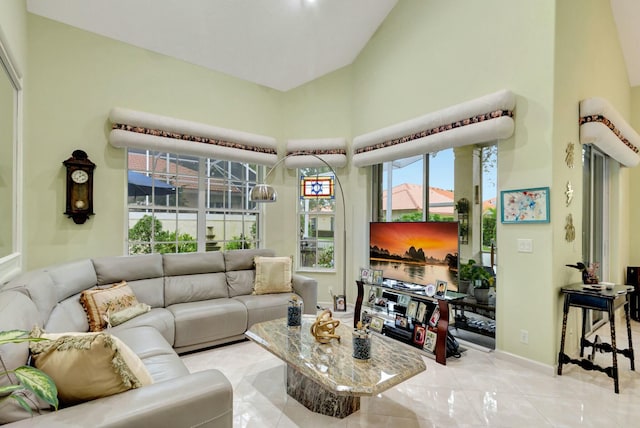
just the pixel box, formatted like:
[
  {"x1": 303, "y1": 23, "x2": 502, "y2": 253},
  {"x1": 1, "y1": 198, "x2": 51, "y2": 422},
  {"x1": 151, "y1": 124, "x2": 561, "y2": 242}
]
[
  {"x1": 416, "y1": 302, "x2": 427, "y2": 323},
  {"x1": 428, "y1": 306, "x2": 440, "y2": 327},
  {"x1": 413, "y1": 324, "x2": 426, "y2": 347},
  {"x1": 368, "y1": 290, "x2": 376, "y2": 304},
  {"x1": 370, "y1": 316, "x2": 385, "y2": 333},
  {"x1": 435, "y1": 280, "x2": 447, "y2": 298},
  {"x1": 361, "y1": 311, "x2": 372, "y2": 326},
  {"x1": 397, "y1": 294, "x2": 411, "y2": 306},
  {"x1": 395, "y1": 313, "x2": 408, "y2": 329},
  {"x1": 424, "y1": 329, "x2": 437, "y2": 352},
  {"x1": 333, "y1": 295, "x2": 346, "y2": 312},
  {"x1": 372, "y1": 269, "x2": 384, "y2": 285},
  {"x1": 407, "y1": 300, "x2": 418, "y2": 319},
  {"x1": 360, "y1": 267, "x2": 373, "y2": 283},
  {"x1": 501, "y1": 186, "x2": 550, "y2": 224}
]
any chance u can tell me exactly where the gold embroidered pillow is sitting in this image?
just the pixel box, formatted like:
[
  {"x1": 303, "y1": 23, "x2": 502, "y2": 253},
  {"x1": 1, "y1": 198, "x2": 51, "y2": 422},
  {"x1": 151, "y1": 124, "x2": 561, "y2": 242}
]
[
  {"x1": 80, "y1": 281, "x2": 138, "y2": 331},
  {"x1": 29, "y1": 331, "x2": 153, "y2": 405},
  {"x1": 253, "y1": 256, "x2": 293, "y2": 295},
  {"x1": 108, "y1": 303, "x2": 151, "y2": 327}
]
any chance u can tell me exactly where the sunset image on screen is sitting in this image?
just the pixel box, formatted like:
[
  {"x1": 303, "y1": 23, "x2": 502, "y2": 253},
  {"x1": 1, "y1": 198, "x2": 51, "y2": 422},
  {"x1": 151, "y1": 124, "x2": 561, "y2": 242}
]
[{"x1": 369, "y1": 222, "x2": 458, "y2": 261}]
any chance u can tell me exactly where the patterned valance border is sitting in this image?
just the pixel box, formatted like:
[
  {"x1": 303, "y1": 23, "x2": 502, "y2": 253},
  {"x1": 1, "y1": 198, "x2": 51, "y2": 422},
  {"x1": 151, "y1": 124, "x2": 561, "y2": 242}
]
[
  {"x1": 109, "y1": 107, "x2": 278, "y2": 166},
  {"x1": 579, "y1": 98, "x2": 640, "y2": 168},
  {"x1": 284, "y1": 138, "x2": 348, "y2": 168},
  {"x1": 352, "y1": 90, "x2": 516, "y2": 168},
  {"x1": 354, "y1": 110, "x2": 513, "y2": 155}
]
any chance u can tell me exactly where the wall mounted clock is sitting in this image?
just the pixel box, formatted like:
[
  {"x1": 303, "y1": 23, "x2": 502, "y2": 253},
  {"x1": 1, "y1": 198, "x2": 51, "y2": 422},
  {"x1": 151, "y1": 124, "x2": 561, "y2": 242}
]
[{"x1": 63, "y1": 150, "x2": 95, "y2": 224}]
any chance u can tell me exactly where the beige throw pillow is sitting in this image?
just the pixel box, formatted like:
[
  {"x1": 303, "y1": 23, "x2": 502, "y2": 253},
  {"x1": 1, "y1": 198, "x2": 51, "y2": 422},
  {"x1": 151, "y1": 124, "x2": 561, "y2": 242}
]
[
  {"x1": 29, "y1": 331, "x2": 153, "y2": 405},
  {"x1": 108, "y1": 303, "x2": 151, "y2": 327},
  {"x1": 80, "y1": 281, "x2": 139, "y2": 331},
  {"x1": 253, "y1": 256, "x2": 293, "y2": 295}
]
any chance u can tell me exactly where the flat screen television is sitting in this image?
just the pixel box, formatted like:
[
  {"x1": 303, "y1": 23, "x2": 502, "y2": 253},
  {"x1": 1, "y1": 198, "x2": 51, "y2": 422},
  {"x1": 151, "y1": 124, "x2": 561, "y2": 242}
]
[{"x1": 369, "y1": 221, "x2": 459, "y2": 291}]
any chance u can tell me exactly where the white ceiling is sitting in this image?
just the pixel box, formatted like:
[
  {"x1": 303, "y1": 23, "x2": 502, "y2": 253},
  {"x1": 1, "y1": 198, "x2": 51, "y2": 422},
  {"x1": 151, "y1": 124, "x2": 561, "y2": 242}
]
[
  {"x1": 26, "y1": 0, "x2": 640, "y2": 90},
  {"x1": 26, "y1": 0, "x2": 397, "y2": 91}
]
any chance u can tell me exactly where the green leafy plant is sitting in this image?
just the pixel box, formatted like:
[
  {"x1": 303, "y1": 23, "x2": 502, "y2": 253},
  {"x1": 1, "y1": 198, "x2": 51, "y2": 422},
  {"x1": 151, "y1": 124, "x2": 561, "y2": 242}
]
[
  {"x1": 458, "y1": 259, "x2": 494, "y2": 288},
  {"x1": 0, "y1": 330, "x2": 58, "y2": 413}
]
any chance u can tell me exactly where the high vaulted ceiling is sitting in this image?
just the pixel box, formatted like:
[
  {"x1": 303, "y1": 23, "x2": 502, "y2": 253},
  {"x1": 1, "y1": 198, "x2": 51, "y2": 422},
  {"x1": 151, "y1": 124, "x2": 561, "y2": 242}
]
[
  {"x1": 26, "y1": 0, "x2": 640, "y2": 91},
  {"x1": 26, "y1": 0, "x2": 397, "y2": 91}
]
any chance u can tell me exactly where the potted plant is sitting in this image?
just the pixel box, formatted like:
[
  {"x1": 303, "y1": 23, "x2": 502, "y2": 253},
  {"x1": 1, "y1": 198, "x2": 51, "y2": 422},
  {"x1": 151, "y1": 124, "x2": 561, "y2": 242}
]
[
  {"x1": 458, "y1": 260, "x2": 495, "y2": 304},
  {"x1": 0, "y1": 330, "x2": 58, "y2": 413}
]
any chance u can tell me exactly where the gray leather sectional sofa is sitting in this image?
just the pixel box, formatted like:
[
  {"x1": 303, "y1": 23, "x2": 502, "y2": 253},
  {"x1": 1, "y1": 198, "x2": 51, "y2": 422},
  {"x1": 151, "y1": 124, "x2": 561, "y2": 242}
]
[{"x1": 0, "y1": 248, "x2": 317, "y2": 427}]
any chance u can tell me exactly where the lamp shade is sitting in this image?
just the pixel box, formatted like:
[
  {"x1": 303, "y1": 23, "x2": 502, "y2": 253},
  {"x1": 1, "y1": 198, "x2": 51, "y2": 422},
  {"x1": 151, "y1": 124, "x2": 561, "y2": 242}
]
[{"x1": 250, "y1": 184, "x2": 278, "y2": 202}]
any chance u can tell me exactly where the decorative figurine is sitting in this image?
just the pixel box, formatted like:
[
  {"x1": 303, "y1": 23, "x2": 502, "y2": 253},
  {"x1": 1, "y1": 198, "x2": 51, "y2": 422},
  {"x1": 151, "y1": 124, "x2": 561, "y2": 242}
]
[{"x1": 310, "y1": 309, "x2": 341, "y2": 343}]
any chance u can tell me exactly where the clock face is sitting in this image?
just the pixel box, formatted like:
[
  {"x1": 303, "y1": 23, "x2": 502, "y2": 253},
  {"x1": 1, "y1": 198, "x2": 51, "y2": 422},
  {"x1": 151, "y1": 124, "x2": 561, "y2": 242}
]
[{"x1": 71, "y1": 169, "x2": 89, "y2": 184}]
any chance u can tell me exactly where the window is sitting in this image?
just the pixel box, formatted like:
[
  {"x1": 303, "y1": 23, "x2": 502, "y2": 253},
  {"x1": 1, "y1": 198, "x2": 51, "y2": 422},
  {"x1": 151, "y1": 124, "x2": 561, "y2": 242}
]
[
  {"x1": 481, "y1": 146, "x2": 497, "y2": 266},
  {"x1": 375, "y1": 150, "x2": 455, "y2": 223},
  {"x1": 127, "y1": 149, "x2": 260, "y2": 254},
  {"x1": 298, "y1": 167, "x2": 336, "y2": 270},
  {"x1": 583, "y1": 144, "x2": 610, "y2": 330}
]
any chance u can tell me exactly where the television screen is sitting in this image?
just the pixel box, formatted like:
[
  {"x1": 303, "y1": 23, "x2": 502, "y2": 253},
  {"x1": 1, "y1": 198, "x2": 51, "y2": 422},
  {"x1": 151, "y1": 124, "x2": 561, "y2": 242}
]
[{"x1": 369, "y1": 221, "x2": 459, "y2": 290}]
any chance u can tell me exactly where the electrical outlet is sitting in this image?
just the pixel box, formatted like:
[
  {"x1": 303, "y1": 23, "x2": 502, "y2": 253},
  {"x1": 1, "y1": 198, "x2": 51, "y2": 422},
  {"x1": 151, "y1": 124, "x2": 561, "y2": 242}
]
[
  {"x1": 520, "y1": 329, "x2": 529, "y2": 344},
  {"x1": 517, "y1": 239, "x2": 533, "y2": 253}
]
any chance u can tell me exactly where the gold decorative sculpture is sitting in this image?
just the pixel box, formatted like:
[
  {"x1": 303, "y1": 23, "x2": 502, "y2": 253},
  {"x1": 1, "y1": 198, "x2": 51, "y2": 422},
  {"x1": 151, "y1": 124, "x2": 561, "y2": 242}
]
[{"x1": 310, "y1": 309, "x2": 341, "y2": 343}]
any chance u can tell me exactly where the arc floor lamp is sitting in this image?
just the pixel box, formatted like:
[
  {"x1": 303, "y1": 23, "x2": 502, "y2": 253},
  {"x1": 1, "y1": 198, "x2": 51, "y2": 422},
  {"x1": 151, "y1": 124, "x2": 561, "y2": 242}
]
[{"x1": 249, "y1": 154, "x2": 347, "y2": 309}]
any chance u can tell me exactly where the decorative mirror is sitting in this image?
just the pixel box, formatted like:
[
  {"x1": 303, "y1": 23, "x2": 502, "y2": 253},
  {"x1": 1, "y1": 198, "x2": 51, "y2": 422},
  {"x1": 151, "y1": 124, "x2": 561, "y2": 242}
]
[{"x1": 0, "y1": 28, "x2": 23, "y2": 283}]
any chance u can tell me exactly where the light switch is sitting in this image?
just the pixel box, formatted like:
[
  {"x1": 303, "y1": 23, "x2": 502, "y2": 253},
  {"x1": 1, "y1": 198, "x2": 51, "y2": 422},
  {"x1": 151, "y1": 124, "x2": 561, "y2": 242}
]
[{"x1": 517, "y1": 238, "x2": 533, "y2": 253}]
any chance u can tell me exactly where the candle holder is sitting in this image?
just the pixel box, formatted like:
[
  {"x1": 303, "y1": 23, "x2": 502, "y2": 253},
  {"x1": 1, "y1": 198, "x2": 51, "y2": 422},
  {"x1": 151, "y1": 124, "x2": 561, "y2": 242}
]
[
  {"x1": 287, "y1": 295, "x2": 303, "y2": 328},
  {"x1": 352, "y1": 321, "x2": 371, "y2": 360}
]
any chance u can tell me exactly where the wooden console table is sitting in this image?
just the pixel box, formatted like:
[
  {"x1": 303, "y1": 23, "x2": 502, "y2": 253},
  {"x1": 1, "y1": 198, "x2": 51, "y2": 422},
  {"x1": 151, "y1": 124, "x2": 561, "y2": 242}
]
[{"x1": 557, "y1": 283, "x2": 635, "y2": 393}]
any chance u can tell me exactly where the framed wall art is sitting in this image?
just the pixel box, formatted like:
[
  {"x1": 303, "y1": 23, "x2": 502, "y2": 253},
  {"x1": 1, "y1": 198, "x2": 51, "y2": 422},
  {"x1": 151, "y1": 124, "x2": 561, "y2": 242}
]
[{"x1": 500, "y1": 186, "x2": 550, "y2": 224}]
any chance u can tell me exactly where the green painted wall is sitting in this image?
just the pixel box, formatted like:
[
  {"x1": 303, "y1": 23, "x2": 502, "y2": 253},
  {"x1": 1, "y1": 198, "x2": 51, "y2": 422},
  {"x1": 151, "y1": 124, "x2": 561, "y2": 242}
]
[
  {"x1": 0, "y1": 0, "x2": 27, "y2": 72},
  {"x1": 24, "y1": 14, "x2": 282, "y2": 268}
]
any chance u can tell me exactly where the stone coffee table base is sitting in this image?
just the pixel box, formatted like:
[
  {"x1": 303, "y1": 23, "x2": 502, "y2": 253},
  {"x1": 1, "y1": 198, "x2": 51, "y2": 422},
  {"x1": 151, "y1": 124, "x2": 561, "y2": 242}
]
[{"x1": 286, "y1": 365, "x2": 359, "y2": 418}]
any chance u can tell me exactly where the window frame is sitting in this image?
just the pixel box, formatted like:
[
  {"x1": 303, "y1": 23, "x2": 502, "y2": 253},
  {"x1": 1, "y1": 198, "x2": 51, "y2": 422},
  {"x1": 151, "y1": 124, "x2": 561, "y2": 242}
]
[{"x1": 126, "y1": 149, "x2": 261, "y2": 254}]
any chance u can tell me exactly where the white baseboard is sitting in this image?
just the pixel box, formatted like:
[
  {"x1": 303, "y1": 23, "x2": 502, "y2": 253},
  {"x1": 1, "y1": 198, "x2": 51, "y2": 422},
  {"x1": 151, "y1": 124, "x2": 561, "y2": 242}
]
[{"x1": 494, "y1": 349, "x2": 556, "y2": 376}]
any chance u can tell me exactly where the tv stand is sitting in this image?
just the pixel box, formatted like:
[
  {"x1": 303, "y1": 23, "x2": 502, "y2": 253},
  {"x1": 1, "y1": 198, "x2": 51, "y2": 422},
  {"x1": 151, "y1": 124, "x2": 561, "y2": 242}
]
[{"x1": 354, "y1": 280, "x2": 461, "y2": 365}]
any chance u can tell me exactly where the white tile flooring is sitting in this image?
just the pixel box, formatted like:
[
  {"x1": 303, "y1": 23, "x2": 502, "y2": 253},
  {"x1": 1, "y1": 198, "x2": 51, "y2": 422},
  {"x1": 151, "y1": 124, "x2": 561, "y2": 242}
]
[{"x1": 181, "y1": 311, "x2": 640, "y2": 427}]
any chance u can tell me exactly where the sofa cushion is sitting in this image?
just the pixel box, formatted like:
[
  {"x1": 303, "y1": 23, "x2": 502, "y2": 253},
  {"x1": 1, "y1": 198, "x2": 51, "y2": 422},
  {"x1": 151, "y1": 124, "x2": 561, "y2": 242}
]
[
  {"x1": 164, "y1": 272, "x2": 229, "y2": 306},
  {"x1": 233, "y1": 293, "x2": 293, "y2": 329},
  {"x1": 80, "y1": 281, "x2": 139, "y2": 332},
  {"x1": 223, "y1": 248, "x2": 275, "y2": 271},
  {"x1": 163, "y1": 252, "x2": 225, "y2": 276},
  {"x1": 92, "y1": 254, "x2": 164, "y2": 285},
  {"x1": 30, "y1": 331, "x2": 153, "y2": 406},
  {"x1": 167, "y1": 299, "x2": 247, "y2": 348},
  {"x1": 2, "y1": 270, "x2": 57, "y2": 326},
  {"x1": 45, "y1": 294, "x2": 90, "y2": 333},
  {"x1": 47, "y1": 259, "x2": 98, "y2": 303},
  {"x1": 127, "y1": 277, "x2": 165, "y2": 308},
  {"x1": 109, "y1": 326, "x2": 176, "y2": 360},
  {"x1": 253, "y1": 256, "x2": 293, "y2": 295},
  {"x1": 109, "y1": 308, "x2": 176, "y2": 346},
  {"x1": 226, "y1": 270, "x2": 255, "y2": 297}
]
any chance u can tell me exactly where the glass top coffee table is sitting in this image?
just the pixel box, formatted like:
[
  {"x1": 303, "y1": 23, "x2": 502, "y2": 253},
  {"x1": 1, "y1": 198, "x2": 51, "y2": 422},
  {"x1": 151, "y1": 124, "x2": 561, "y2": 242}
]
[{"x1": 245, "y1": 315, "x2": 426, "y2": 418}]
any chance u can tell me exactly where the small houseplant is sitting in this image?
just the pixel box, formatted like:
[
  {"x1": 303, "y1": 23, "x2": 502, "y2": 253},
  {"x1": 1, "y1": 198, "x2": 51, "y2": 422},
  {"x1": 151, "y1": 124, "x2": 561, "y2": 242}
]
[
  {"x1": 0, "y1": 330, "x2": 58, "y2": 413},
  {"x1": 458, "y1": 260, "x2": 495, "y2": 304}
]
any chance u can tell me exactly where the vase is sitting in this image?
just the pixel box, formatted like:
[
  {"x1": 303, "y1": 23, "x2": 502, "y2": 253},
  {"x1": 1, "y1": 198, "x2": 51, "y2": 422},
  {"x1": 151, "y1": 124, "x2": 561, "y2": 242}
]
[
  {"x1": 474, "y1": 287, "x2": 490, "y2": 305},
  {"x1": 458, "y1": 280, "x2": 471, "y2": 294}
]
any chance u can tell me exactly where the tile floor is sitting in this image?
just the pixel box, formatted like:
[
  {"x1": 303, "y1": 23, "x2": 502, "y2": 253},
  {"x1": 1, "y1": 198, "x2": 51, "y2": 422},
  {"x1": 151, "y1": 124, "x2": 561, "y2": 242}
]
[{"x1": 181, "y1": 310, "x2": 640, "y2": 427}]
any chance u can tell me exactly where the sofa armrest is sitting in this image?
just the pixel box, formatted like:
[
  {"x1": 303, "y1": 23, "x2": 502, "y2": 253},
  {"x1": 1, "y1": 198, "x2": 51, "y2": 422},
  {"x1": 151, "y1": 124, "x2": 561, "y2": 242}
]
[
  {"x1": 7, "y1": 370, "x2": 232, "y2": 428},
  {"x1": 292, "y1": 274, "x2": 317, "y2": 315}
]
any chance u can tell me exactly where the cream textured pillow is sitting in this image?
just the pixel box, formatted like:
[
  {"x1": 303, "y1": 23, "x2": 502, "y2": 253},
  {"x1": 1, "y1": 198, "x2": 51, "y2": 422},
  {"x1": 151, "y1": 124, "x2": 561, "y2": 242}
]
[
  {"x1": 29, "y1": 331, "x2": 153, "y2": 405},
  {"x1": 253, "y1": 256, "x2": 293, "y2": 295},
  {"x1": 108, "y1": 303, "x2": 151, "y2": 327},
  {"x1": 80, "y1": 281, "x2": 139, "y2": 331}
]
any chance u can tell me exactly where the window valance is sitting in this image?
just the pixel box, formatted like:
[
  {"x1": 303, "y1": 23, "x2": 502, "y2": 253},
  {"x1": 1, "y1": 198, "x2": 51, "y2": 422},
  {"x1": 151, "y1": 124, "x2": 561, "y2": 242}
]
[
  {"x1": 352, "y1": 89, "x2": 516, "y2": 167},
  {"x1": 579, "y1": 97, "x2": 640, "y2": 168},
  {"x1": 284, "y1": 138, "x2": 348, "y2": 169},
  {"x1": 108, "y1": 107, "x2": 278, "y2": 165}
]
